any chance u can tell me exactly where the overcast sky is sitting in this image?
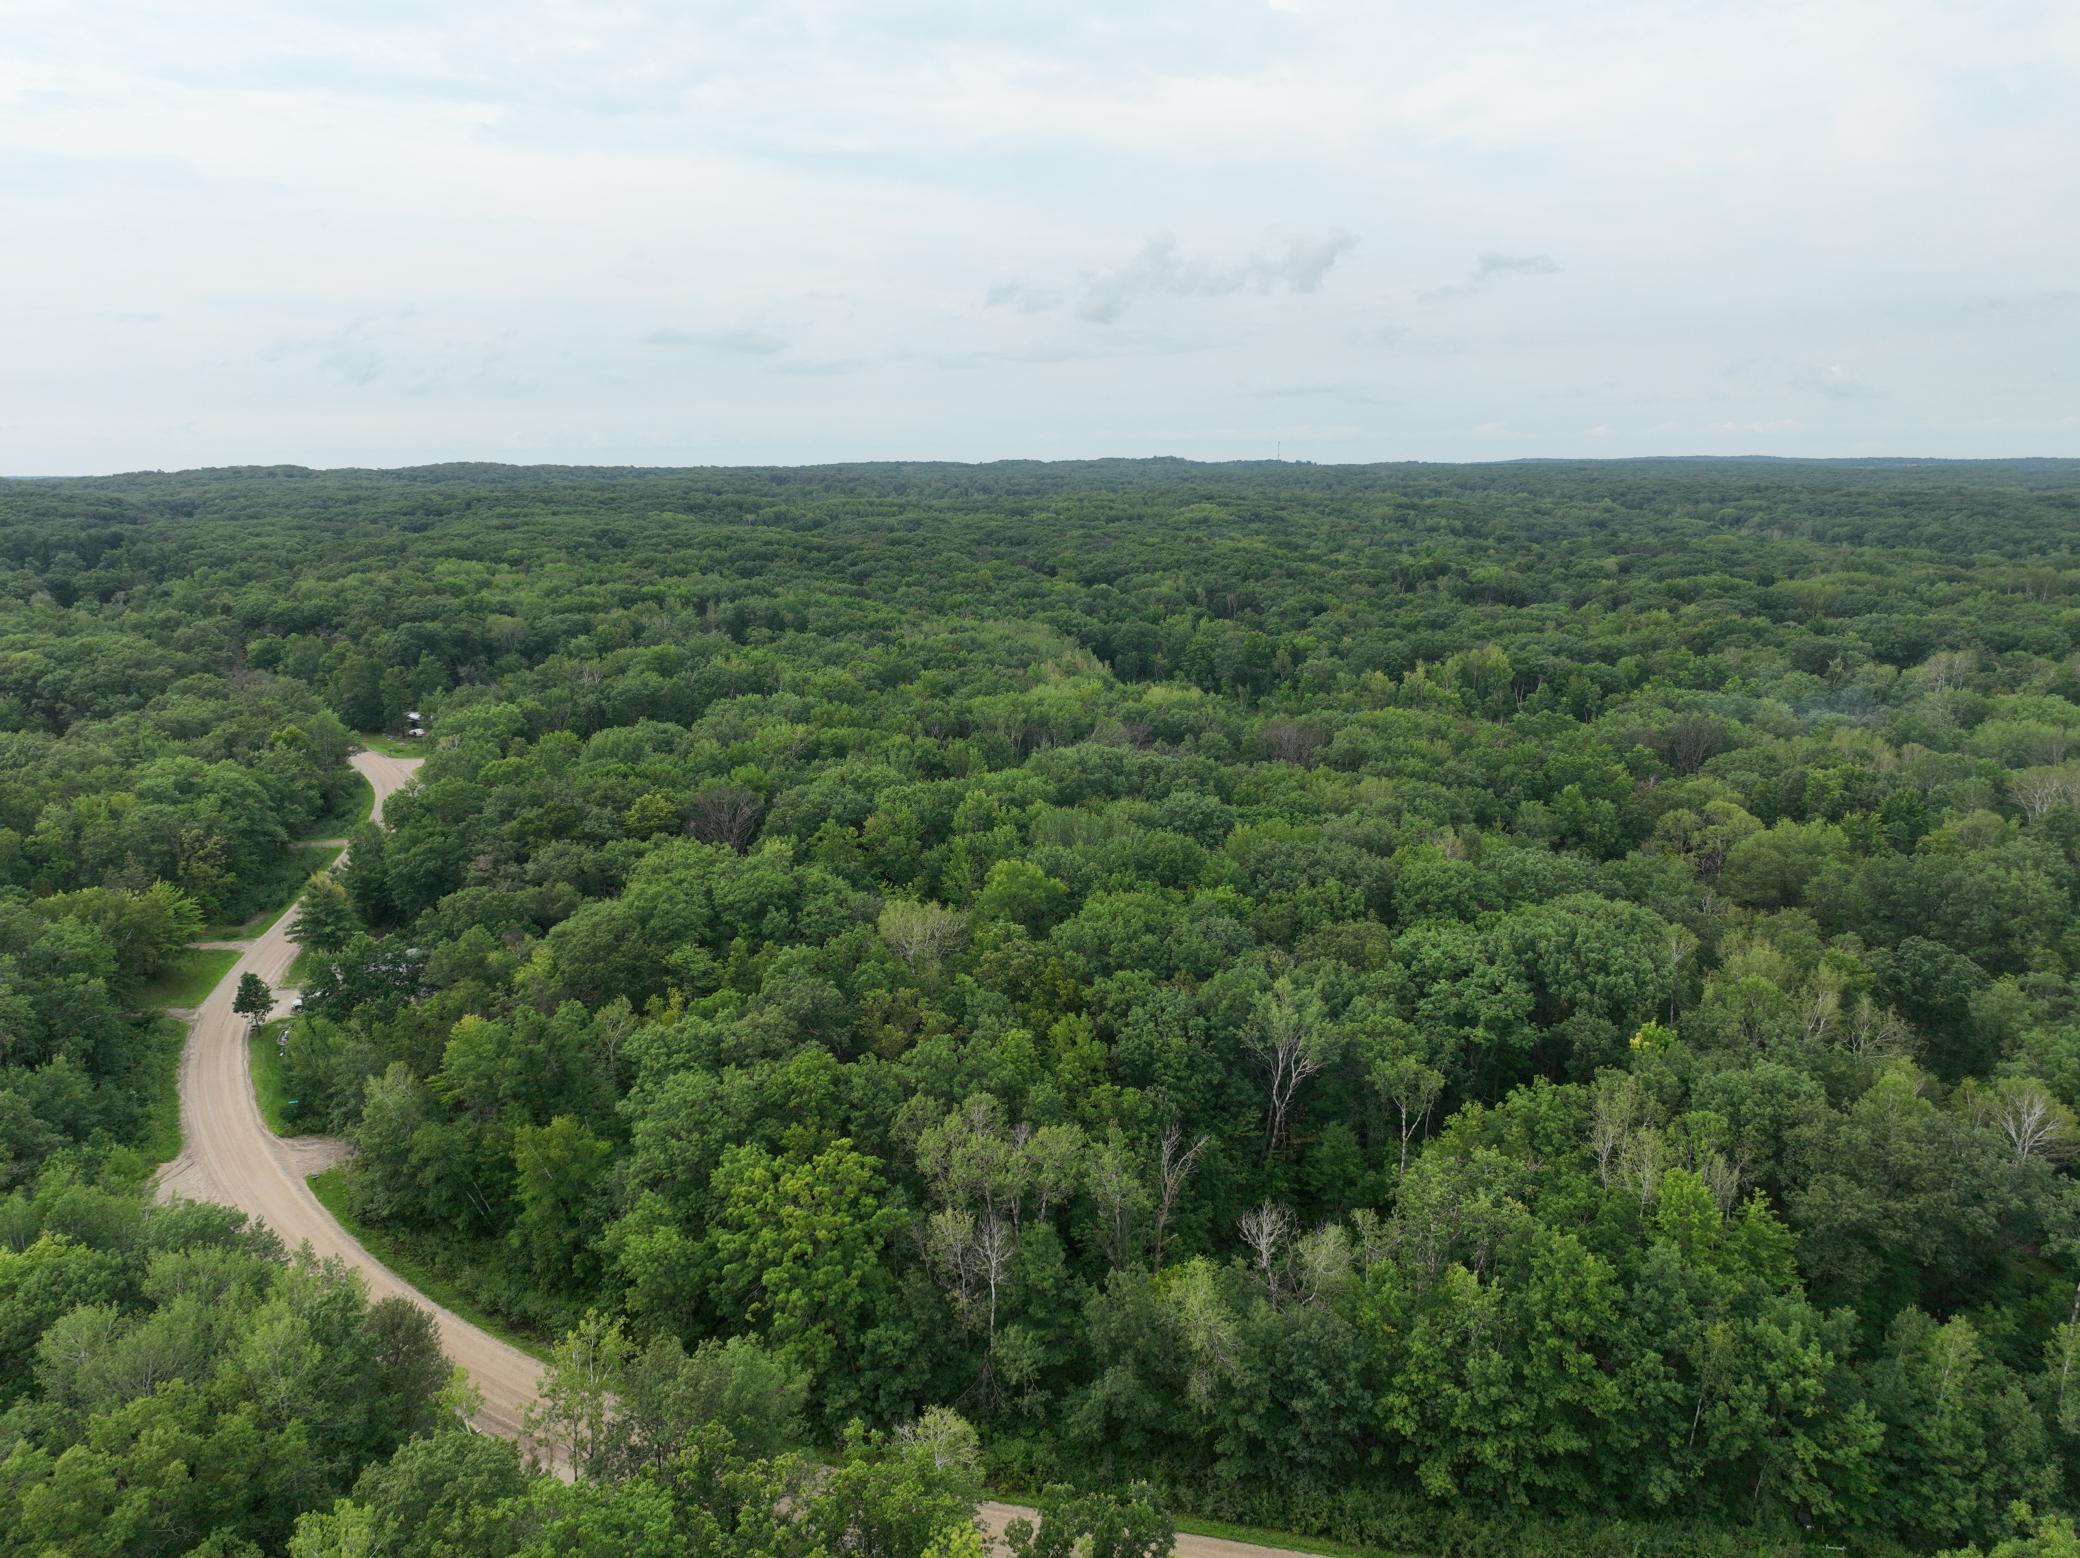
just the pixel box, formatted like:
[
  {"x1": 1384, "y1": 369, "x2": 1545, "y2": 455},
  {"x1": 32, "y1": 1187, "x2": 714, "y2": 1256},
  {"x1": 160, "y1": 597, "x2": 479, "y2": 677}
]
[{"x1": 6, "y1": 0, "x2": 2079, "y2": 472}]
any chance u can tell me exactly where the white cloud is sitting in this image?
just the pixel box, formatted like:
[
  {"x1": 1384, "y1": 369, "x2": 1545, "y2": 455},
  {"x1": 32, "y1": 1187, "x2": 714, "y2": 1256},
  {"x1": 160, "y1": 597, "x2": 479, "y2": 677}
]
[
  {"x1": 1707, "y1": 419, "x2": 1804, "y2": 436},
  {"x1": 0, "y1": 0, "x2": 2076, "y2": 468},
  {"x1": 993, "y1": 231, "x2": 1356, "y2": 324},
  {"x1": 1472, "y1": 253, "x2": 1559, "y2": 283},
  {"x1": 1790, "y1": 362, "x2": 1884, "y2": 401},
  {"x1": 640, "y1": 325, "x2": 789, "y2": 355},
  {"x1": 983, "y1": 280, "x2": 1065, "y2": 313},
  {"x1": 1425, "y1": 250, "x2": 1562, "y2": 301}
]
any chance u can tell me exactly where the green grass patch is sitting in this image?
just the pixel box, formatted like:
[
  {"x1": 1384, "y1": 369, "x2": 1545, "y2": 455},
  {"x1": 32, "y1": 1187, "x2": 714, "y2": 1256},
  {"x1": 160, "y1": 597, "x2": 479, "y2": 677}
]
[
  {"x1": 986, "y1": 1488, "x2": 1375, "y2": 1558},
  {"x1": 284, "y1": 947, "x2": 319, "y2": 990},
  {"x1": 308, "y1": 1168, "x2": 553, "y2": 1364},
  {"x1": 322, "y1": 771, "x2": 376, "y2": 831},
  {"x1": 137, "y1": 945, "x2": 241, "y2": 1010},
  {"x1": 135, "y1": 1017, "x2": 187, "y2": 1165},
  {"x1": 1170, "y1": 1514, "x2": 1374, "y2": 1556},
  {"x1": 201, "y1": 842, "x2": 344, "y2": 939},
  {"x1": 247, "y1": 1024, "x2": 305, "y2": 1136},
  {"x1": 356, "y1": 731, "x2": 419, "y2": 758}
]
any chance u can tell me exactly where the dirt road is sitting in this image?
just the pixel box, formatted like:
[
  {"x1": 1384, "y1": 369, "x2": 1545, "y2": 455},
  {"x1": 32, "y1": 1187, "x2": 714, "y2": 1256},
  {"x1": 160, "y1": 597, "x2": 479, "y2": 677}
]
[
  {"x1": 157, "y1": 749, "x2": 544, "y2": 1442},
  {"x1": 156, "y1": 749, "x2": 1320, "y2": 1555}
]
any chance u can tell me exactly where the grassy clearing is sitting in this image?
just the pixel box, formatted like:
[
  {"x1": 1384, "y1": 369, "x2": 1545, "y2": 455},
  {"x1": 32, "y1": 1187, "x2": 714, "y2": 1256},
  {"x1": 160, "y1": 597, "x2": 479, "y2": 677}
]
[
  {"x1": 201, "y1": 842, "x2": 344, "y2": 939},
  {"x1": 308, "y1": 1168, "x2": 553, "y2": 1364},
  {"x1": 987, "y1": 1489, "x2": 1374, "y2": 1557},
  {"x1": 356, "y1": 731, "x2": 420, "y2": 758},
  {"x1": 324, "y1": 771, "x2": 376, "y2": 831},
  {"x1": 138, "y1": 946, "x2": 241, "y2": 1010},
  {"x1": 247, "y1": 1024, "x2": 303, "y2": 1136},
  {"x1": 1171, "y1": 1515, "x2": 1375, "y2": 1556},
  {"x1": 136, "y1": 1017, "x2": 187, "y2": 1165},
  {"x1": 284, "y1": 947, "x2": 318, "y2": 990}
]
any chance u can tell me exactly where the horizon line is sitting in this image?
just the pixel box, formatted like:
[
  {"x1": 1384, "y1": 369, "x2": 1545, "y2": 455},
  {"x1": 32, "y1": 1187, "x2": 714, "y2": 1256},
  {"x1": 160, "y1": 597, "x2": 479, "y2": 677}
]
[{"x1": 11, "y1": 451, "x2": 2080, "y2": 481}]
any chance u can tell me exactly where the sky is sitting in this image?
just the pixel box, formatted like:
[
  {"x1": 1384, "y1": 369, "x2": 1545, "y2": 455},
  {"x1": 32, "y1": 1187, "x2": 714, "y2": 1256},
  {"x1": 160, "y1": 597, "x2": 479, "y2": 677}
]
[{"x1": 5, "y1": 0, "x2": 2079, "y2": 472}]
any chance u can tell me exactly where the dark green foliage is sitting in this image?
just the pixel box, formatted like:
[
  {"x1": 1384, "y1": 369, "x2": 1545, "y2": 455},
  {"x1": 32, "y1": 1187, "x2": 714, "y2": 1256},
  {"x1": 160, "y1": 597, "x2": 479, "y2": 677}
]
[
  {"x1": 9, "y1": 456, "x2": 2080, "y2": 1549},
  {"x1": 1004, "y1": 1481, "x2": 1172, "y2": 1557},
  {"x1": 292, "y1": 1414, "x2": 984, "y2": 1557},
  {"x1": 232, "y1": 971, "x2": 272, "y2": 1021},
  {"x1": 0, "y1": 1168, "x2": 451, "y2": 1556}
]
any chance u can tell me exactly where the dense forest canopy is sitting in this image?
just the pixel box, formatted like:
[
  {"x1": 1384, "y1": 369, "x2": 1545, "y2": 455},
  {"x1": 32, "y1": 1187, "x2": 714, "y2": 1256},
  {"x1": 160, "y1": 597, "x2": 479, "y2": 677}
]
[{"x1": 7, "y1": 457, "x2": 2080, "y2": 1553}]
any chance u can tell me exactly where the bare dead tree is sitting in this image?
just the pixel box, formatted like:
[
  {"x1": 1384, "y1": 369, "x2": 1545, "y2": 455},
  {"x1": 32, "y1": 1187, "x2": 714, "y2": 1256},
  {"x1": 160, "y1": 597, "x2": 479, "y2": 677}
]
[
  {"x1": 1357, "y1": 1027, "x2": 1443, "y2": 1178},
  {"x1": 592, "y1": 998, "x2": 637, "y2": 1079},
  {"x1": 1238, "y1": 1202, "x2": 1291, "y2": 1308},
  {"x1": 1260, "y1": 720, "x2": 1325, "y2": 767},
  {"x1": 1387, "y1": 1062, "x2": 1445, "y2": 1179},
  {"x1": 685, "y1": 784, "x2": 763, "y2": 852},
  {"x1": 1843, "y1": 994, "x2": 1915, "y2": 1062},
  {"x1": 1920, "y1": 649, "x2": 1976, "y2": 693},
  {"x1": 972, "y1": 1214, "x2": 1014, "y2": 1353},
  {"x1": 1589, "y1": 1073, "x2": 1643, "y2": 1188},
  {"x1": 1151, "y1": 1123, "x2": 1208, "y2": 1267},
  {"x1": 894, "y1": 1406, "x2": 979, "y2": 1473},
  {"x1": 877, "y1": 899, "x2": 968, "y2": 969},
  {"x1": 925, "y1": 1209, "x2": 1016, "y2": 1355},
  {"x1": 1698, "y1": 1151, "x2": 1745, "y2": 1216},
  {"x1": 1245, "y1": 979, "x2": 1342, "y2": 1160},
  {"x1": 1975, "y1": 1079, "x2": 2078, "y2": 1166},
  {"x1": 2013, "y1": 765, "x2": 2080, "y2": 821},
  {"x1": 1799, "y1": 980, "x2": 1840, "y2": 1046},
  {"x1": 1618, "y1": 1126, "x2": 1670, "y2": 1211},
  {"x1": 1659, "y1": 715, "x2": 1728, "y2": 775},
  {"x1": 2056, "y1": 1279, "x2": 2080, "y2": 1431},
  {"x1": 922, "y1": 1206, "x2": 1018, "y2": 1407}
]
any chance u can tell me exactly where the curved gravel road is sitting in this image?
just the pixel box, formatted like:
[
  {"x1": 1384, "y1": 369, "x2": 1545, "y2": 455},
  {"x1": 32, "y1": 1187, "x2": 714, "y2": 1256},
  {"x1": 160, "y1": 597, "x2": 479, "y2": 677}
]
[
  {"x1": 158, "y1": 750, "x2": 545, "y2": 1443},
  {"x1": 157, "y1": 749, "x2": 1311, "y2": 1556}
]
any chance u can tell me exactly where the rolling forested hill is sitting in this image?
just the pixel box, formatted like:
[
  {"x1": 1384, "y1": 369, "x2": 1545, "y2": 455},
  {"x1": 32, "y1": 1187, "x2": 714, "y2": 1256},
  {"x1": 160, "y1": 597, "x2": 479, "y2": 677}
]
[{"x1": 6, "y1": 458, "x2": 2080, "y2": 1554}]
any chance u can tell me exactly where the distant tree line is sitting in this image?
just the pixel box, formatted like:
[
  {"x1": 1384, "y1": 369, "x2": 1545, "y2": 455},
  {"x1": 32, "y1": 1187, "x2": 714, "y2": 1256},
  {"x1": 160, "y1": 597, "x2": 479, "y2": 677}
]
[{"x1": 6, "y1": 457, "x2": 2080, "y2": 1551}]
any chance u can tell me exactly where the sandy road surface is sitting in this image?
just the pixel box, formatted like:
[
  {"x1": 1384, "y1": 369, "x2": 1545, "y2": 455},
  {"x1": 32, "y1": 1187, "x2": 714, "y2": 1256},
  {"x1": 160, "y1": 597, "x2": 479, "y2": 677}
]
[
  {"x1": 157, "y1": 749, "x2": 1319, "y2": 1554},
  {"x1": 157, "y1": 749, "x2": 544, "y2": 1442}
]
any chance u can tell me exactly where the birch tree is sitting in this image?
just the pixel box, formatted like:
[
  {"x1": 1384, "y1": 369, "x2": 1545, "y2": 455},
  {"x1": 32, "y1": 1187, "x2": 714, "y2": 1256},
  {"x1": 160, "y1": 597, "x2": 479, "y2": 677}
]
[{"x1": 1244, "y1": 977, "x2": 1345, "y2": 1160}]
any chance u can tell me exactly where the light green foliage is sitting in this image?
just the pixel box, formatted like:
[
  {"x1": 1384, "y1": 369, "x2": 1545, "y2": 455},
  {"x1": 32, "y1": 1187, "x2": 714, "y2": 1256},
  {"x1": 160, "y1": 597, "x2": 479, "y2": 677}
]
[
  {"x1": 1004, "y1": 1480, "x2": 1174, "y2": 1557},
  {"x1": 9, "y1": 460, "x2": 2080, "y2": 1550},
  {"x1": 34, "y1": 881, "x2": 202, "y2": 981},
  {"x1": 289, "y1": 872, "x2": 361, "y2": 954},
  {"x1": 0, "y1": 1173, "x2": 447, "y2": 1555},
  {"x1": 707, "y1": 1140, "x2": 908, "y2": 1420}
]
